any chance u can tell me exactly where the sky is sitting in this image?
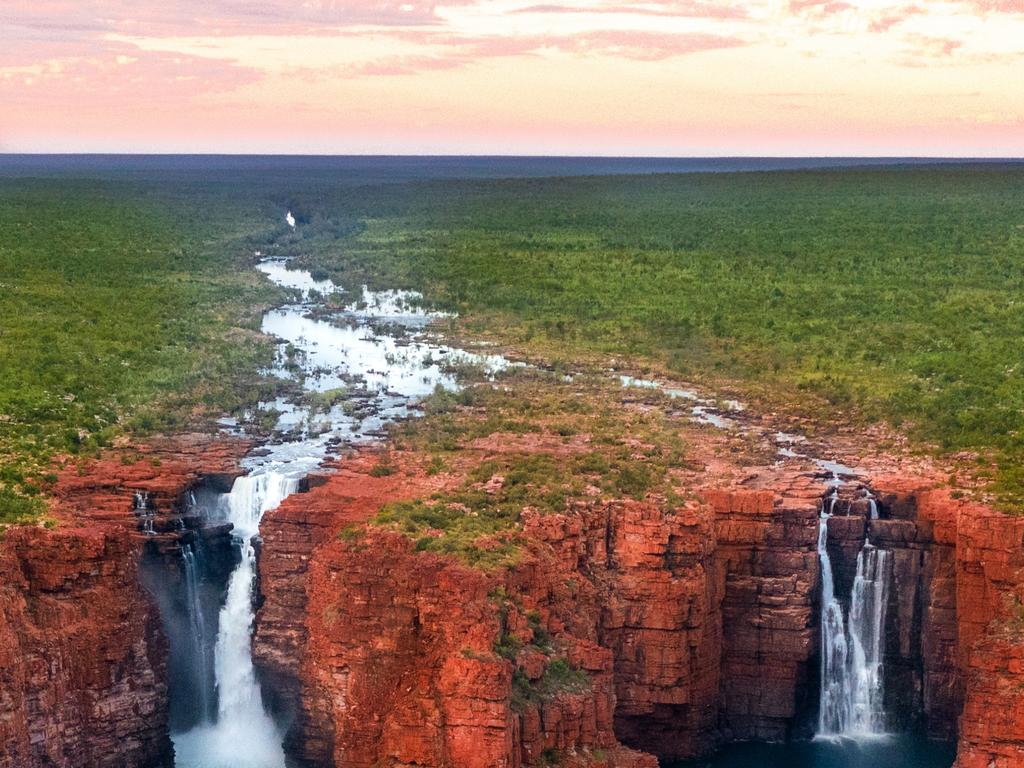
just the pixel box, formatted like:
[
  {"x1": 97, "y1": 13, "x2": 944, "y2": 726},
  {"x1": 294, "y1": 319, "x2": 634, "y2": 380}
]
[{"x1": 1, "y1": 0, "x2": 1023, "y2": 155}]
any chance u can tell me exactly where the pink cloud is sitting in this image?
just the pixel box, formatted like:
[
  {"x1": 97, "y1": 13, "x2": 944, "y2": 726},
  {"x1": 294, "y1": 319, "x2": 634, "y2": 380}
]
[
  {"x1": 561, "y1": 29, "x2": 747, "y2": 60},
  {"x1": 301, "y1": 30, "x2": 545, "y2": 74},
  {"x1": 512, "y1": 1, "x2": 748, "y2": 19},
  {"x1": 906, "y1": 34, "x2": 964, "y2": 57},
  {"x1": 321, "y1": 29, "x2": 747, "y2": 76},
  {"x1": 788, "y1": 0, "x2": 854, "y2": 15},
  {"x1": 1, "y1": 0, "x2": 474, "y2": 41},
  {"x1": 889, "y1": 32, "x2": 971, "y2": 66},
  {"x1": 0, "y1": 42, "x2": 260, "y2": 104},
  {"x1": 960, "y1": 0, "x2": 1024, "y2": 12},
  {"x1": 867, "y1": 4, "x2": 926, "y2": 33}
]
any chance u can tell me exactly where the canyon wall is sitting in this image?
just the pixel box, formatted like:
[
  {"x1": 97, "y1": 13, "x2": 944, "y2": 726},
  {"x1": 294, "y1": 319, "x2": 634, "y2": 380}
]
[
  {"x1": 0, "y1": 524, "x2": 172, "y2": 768},
  {"x1": 254, "y1": 453, "x2": 832, "y2": 766},
  {"x1": 4, "y1": 435, "x2": 1023, "y2": 767},
  {"x1": 255, "y1": 454, "x2": 657, "y2": 768},
  {"x1": 255, "y1": 448, "x2": 1024, "y2": 768},
  {"x1": 0, "y1": 437, "x2": 243, "y2": 768},
  {"x1": 705, "y1": 477, "x2": 823, "y2": 743},
  {"x1": 946, "y1": 503, "x2": 1024, "y2": 767}
]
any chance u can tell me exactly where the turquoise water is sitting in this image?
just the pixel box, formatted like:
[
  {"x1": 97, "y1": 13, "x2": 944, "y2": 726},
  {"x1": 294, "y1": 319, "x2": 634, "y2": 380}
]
[{"x1": 670, "y1": 736, "x2": 955, "y2": 768}]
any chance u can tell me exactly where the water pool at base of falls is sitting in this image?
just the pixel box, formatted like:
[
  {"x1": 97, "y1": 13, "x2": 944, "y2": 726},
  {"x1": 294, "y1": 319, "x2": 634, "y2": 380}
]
[{"x1": 668, "y1": 735, "x2": 955, "y2": 768}]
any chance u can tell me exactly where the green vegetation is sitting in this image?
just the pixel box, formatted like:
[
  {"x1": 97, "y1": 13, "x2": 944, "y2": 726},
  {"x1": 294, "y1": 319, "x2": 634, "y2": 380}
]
[
  {"x1": 511, "y1": 659, "x2": 592, "y2": 712},
  {"x1": 490, "y1": 589, "x2": 591, "y2": 713},
  {"x1": 286, "y1": 167, "x2": 1024, "y2": 509},
  {"x1": 0, "y1": 179, "x2": 283, "y2": 523},
  {"x1": 5, "y1": 163, "x2": 1023, "y2": 525},
  {"x1": 369, "y1": 368, "x2": 702, "y2": 567}
]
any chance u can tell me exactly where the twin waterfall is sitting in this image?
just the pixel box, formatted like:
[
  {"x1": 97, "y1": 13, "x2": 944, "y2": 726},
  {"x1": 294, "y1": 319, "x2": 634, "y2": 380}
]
[{"x1": 816, "y1": 484, "x2": 892, "y2": 739}]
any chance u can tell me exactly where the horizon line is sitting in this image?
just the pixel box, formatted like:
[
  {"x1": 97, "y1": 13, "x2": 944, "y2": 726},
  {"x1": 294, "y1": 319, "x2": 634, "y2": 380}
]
[{"x1": 2, "y1": 152, "x2": 1024, "y2": 161}]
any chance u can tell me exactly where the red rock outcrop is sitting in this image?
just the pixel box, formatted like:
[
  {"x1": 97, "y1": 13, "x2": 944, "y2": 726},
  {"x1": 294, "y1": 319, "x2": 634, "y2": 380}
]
[
  {"x1": 949, "y1": 505, "x2": 1024, "y2": 767},
  {"x1": 526, "y1": 499, "x2": 720, "y2": 760},
  {"x1": 0, "y1": 435, "x2": 246, "y2": 768},
  {"x1": 871, "y1": 476, "x2": 1024, "y2": 765},
  {"x1": 706, "y1": 475, "x2": 824, "y2": 743},
  {"x1": 255, "y1": 438, "x2": 1024, "y2": 768},
  {"x1": 0, "y1": 525, "x2": 172, "y2": 768},
  {"x1": 256, "y1": 450, "x2": 669, "y2": 767},
  {"x1": 254, "y1": 444, "x2": 838, "y2": 765}
]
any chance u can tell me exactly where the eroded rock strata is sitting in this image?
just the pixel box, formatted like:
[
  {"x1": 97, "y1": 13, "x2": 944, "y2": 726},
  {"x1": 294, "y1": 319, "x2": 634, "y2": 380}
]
[
  {"x1": 254, "y1": 449, "x2": 820, "y2": 764},
  {"x1": 0, "y1": 436, "x2": 245, "y2": 768},
  {"x1": 254, "y1": 445, "x2": 1024, "y2": 768},
  {"x1": 3, "y1": 430, "x2": 1023, "y2": 767}
]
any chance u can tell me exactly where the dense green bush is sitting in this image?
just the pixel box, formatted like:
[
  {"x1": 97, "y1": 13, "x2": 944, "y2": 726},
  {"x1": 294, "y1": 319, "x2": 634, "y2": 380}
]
[
  {"x1": 289, "y1": 167, "x2": 1024, "y2": 509},
  {"x1": 0, "y1": 180, "x2": 281, "y2": 523}
]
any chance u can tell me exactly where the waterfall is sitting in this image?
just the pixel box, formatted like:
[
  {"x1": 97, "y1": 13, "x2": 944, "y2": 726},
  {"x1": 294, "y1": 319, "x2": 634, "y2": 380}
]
[
  {"x1": 846, "y1": 543, "x2": 890, "y2": 732},
  {"x1": 172, "y1": 471, "x2": 297, "y2": 768},
  {"x1": 181, "y1": 544, "x2": 213, "y2": 722},
  {"x1": 817, "y1": 509, "x2": 850, "y2": 733},
  {"x1": 817, "y1": 490, "x2": 891, "y2": 739},
  {"x1": 866, "y1": 489, "x2": 879, "y2": 520}
]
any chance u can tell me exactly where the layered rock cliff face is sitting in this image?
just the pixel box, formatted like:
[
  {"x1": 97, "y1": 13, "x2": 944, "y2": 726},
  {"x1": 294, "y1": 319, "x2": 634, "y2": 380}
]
[
  {"x1": 0, "y1": 437, "x2": 244, "y2": 768},
  {"x1": 705, "y1": 477, "x2": 823, "y2": 743},
  {"x1": 254, "y1": 449, "x2": 830, "y2": 765},
  {"x1": 4, "y1": 430, "x2": 1023, "y2": 768},
  {"x1": 0, "y1": 524, "x2": 171, "y2": 768},
  {"x1": 866, "y1": 476, "x2": 1024, "y2": 764},
  {"x1": 255, "y1": 445, "x2": 1024, "y2": 768},
  {"x1": 256, "y1": 452, "x2": 663, "y2": 767},
  {"x1": 946, "y1": 504, "x2": 1024, "y2": 767}
]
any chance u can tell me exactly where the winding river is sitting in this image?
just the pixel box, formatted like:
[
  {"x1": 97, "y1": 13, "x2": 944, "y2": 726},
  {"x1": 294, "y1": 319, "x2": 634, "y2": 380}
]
[{"x1": 171, "y1": 246, "x2": 509, "y2": 767}]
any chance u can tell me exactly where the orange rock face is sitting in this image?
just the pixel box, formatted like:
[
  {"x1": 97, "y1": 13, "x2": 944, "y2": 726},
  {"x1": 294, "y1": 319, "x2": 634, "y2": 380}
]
[
  {"x1": 254, "y1": 449, "x2": 830, "y2": 765},
  {"x1": 0, "y1": 525, "x2": 171, "y2": 768},
  {"x1": 706, "y1": 477, "x2": 824, "y2": 743},
  {"x1": 256, "y1": 451, "x2": 665, "y2": 767},
  {"x1": 0, "y1": 435, "x2": 246, "y2": 768},
  {"x1": 873, "y1": 476, "x2": 1024, "y2": 765},
  {"x1": 254, "y1": 444, "x2": 1024, "y2": 768},
  {"x1": 6, "y1": 426, "x2": 1024, "y2": 768},
  {"x1": 949, "y1": 506, "x2": 1024, "y2": 768}
]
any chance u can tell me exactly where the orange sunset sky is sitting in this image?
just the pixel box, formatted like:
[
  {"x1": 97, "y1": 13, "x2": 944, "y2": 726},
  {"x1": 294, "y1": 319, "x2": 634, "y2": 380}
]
[{"x1": 2, "y1": 0, "x2": 1022, "y2": 155}]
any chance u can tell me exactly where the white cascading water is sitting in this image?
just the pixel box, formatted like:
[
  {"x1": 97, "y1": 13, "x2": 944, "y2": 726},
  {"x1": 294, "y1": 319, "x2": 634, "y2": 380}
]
[
  {"x1": 181, "y1": 544, "x2": 212, "y2": 722},
  {"x1": 172, "y1": 471, "x2": 298, "y2": 768},
  {"x1": 169, "y1": 222, "x2": 513, "y2": 766},
  {"x1": 866, "y1": 489, "x2": 879, "y2": 520},
  {"x1": 817, "y1": 483, "x2": 892, "y2": 739},
  {"x1": 846, "y1": 542, "x2": 891, "y2": 732}
]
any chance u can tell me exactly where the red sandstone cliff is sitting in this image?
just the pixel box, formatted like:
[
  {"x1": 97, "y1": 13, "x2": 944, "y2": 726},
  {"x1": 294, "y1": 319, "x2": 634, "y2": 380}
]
[
  {"x1": 0, "y1": 524, "x2": 172, "y2": 768},
  {"x1": 4, "y1": 425, "x2": 1023, "y2": 768},
  {"x1": 254, "y1": 447, "x2": 835, "y2": 766},
  {"x1": 255, "y1": 444, "x2": 1024, "y2": 768},
  {"x1": 0, "y1": 436, "x2": 244, "y2": 768},
  {"x1": 949, "y1": 505, "x2": 1024, "y2": 768},
  {"x1": 872, "y1": 476, "x2": 1024, "y2": 766}
]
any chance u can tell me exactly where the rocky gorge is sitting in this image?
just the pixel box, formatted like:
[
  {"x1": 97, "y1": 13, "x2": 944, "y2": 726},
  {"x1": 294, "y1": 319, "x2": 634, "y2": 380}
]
[
  {"x1": 2, "y1": 255, "x2": 1023, "y2": 768},
  {"x1": 2, "y1": 414, "x2": 1022, "y2": 767}
]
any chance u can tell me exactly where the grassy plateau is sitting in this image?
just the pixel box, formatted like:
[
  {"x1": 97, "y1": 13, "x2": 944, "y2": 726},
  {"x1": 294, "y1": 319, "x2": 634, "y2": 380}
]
[
  {"x1": 1, "y1": 160, "x2": 1022, "y2": 522},
  {"x1": 285, "y1": 166, "x2": 1024, "y2": 508},
  {"x1": 0, "y1": 177, "x2": 283, "y2": 523}
]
